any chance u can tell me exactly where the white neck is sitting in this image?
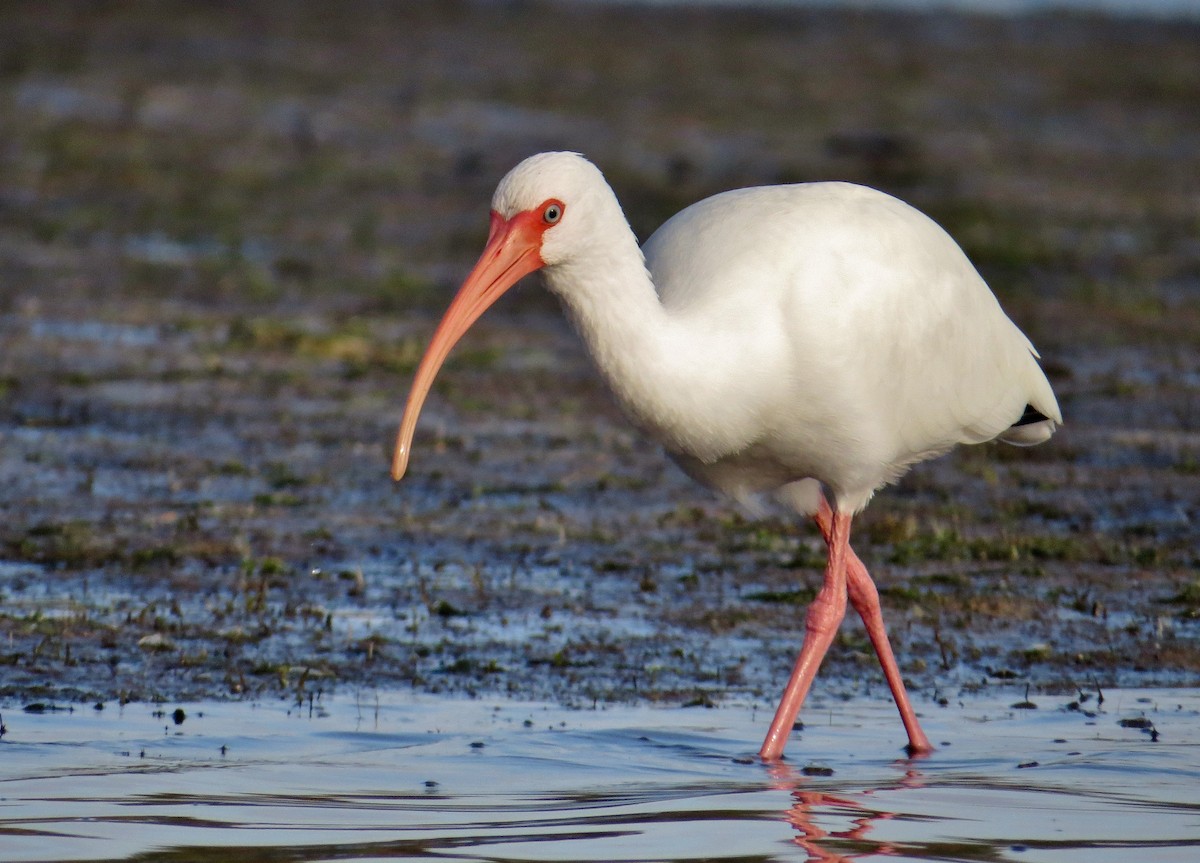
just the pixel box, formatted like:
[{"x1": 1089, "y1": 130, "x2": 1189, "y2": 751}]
[{"x1": 541, "y1": 224, "x2": 753, "y2": 464}]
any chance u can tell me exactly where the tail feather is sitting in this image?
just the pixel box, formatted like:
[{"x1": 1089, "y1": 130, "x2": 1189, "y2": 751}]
[{"x1": 999, "y1": 404, "x2": 1059, "y2": 446}]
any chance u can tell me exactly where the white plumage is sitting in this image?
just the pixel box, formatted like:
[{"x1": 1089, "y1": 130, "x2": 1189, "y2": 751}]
[
  {"x1": 392, "y1": 152, "x2": 1061, "y2": 760},
  {"x1": 640, "y1": 180, "x2": 1059, "y2": 512}
]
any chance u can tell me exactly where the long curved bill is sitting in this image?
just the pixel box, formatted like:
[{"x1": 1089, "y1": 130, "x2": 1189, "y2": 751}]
[{"x1": 391, "y1": 210, "x2": 545, "y2": 481}]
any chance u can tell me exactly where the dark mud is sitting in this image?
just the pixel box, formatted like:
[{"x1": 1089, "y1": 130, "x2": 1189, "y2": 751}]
[{"x1": 1, "y1": 1, "x2": 1198, "y2": 712}]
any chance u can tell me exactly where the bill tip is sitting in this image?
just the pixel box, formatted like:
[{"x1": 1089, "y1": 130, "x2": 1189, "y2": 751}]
[{"x1": 390, "y1": 446, "x2": 409, "y2": 482}]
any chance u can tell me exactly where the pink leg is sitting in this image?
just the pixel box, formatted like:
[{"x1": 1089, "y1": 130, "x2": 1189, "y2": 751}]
[
  {"x1": 814, "y1": 497, "x2": 933, "y2": 755},
  {"x1": 759, "y1": 510, "x2": 852, "y2": 760}
]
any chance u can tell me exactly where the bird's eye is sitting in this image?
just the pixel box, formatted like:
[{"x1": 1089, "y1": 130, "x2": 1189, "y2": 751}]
[{"x1": 543, "y1": 202, "x2": 563, "y2": 224}]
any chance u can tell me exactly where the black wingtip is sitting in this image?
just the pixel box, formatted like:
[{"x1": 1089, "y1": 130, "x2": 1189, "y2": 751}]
[{"x1": 1013, "y1": 405, "x2": 1051, "y2": 426}]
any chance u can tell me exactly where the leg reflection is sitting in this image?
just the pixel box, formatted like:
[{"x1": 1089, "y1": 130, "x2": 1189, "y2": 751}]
[{"x1": 766, "y1": 762, "x2": 924, "y2": 861}]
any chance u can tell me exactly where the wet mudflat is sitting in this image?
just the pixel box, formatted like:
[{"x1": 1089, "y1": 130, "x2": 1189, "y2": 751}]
[
  {"x1": 1, "y1": 0, "x2": 1198, "y2": 711},
  {"x1": 1, "y1": 2, "x2": 1199, "y2": 859},
  {"x1": 2, "y1": 687, "x2": 1198, "y2": 862}
]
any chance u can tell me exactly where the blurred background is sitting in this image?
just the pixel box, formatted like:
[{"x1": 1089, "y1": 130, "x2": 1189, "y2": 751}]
[{"x1": 1, "y1": 1, "x2": 1198, "y2": 705}]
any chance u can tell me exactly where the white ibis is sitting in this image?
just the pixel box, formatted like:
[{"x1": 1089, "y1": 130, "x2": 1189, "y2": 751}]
[{"x1": 391, "y1": 152, "x2": 1061, "y2": 760}]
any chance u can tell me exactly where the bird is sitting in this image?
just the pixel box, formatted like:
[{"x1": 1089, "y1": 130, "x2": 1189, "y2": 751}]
[{"x1": 390, "y1": 151, "x2": 1061, "y2": 760}]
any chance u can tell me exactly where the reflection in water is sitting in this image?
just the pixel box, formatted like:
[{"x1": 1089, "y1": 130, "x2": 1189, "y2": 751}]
[
  {"x1": 768, "y1": 761, "x2": 922, "y2": 861},
  {"x1": 1, "y1": 690, "x2": 1198, "y2": 862}
]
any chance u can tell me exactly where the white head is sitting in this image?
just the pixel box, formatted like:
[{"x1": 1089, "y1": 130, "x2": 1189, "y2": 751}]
[
  {"x1": 390, "y1": 152, "x2": 618, "y2": 480},
  {"x1": 489, "y1": 152, "x2": 616, "y2": 268}
]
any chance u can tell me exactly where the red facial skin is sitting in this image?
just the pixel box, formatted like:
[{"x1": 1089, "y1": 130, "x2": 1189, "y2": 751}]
[{"x1": 391, "y1": 199, "x2": 564, "y2": 480}]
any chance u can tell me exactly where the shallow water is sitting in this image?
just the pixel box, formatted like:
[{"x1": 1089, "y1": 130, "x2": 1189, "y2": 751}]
[
  {"x1": 613, "y1": 0, "x2": 1200, "y2": 21},
  {"x1": 2, "y1": 688, "x2": 1197, "y2": 862}
]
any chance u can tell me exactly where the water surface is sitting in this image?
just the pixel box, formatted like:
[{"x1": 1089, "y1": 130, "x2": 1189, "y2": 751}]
[
  {"x1": 597, "y1": 0, "x2": 1200, "y2": 22},
  {"x1": 3, "y1": 688, "x2": 1197, "y2": 862}
]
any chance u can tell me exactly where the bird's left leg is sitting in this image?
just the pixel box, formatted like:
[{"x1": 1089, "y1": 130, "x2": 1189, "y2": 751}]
[
  {"x1": 758, "y1": 509, "x2": 852, "y2": 761},
  {"x1": 814, "y1": 496, "x2": 933, "y2": 755}
]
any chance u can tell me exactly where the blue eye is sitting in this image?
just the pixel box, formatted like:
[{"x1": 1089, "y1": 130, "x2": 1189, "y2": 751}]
[{"x1": 543, "y1": 203, "x2": 562, "y2": 224}]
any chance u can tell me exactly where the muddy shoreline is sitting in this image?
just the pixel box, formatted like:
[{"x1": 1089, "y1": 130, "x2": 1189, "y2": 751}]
[{"x1": 1, "y1": 1, "x2": 1198, "y2": 710}]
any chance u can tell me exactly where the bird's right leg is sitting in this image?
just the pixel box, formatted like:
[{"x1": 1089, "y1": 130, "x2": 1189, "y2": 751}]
[
  {"x1": 758, "y1": 510, "x2": 852, "y2": 761},
  {"x1": 814, "y1": 496, "x2": 933, "y2": 756}
]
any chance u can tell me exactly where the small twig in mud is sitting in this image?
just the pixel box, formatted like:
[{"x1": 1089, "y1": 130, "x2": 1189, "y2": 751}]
[
  {"x1": 1118, "y1": 715, "x2": 1160, "y2": 742},
  {"x1": 1012, "y1": 683, "x2": 1037, "y2": 710},
  {"x1": 932, "y1": 624, "x2": 956, "y2": 672}
]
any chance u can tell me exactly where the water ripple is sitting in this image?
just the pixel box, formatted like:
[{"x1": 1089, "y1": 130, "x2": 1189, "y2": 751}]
[{"x1": 1, "y1": 688, "x2": 1198, "y2": 862}]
